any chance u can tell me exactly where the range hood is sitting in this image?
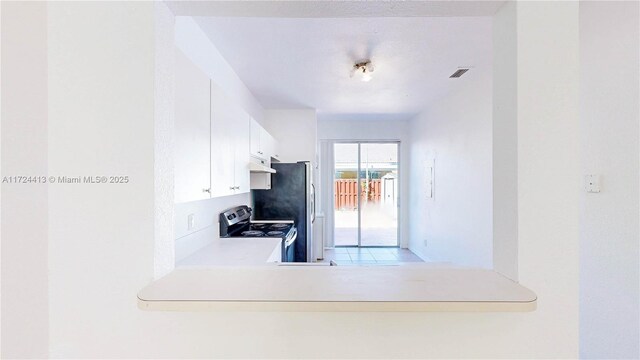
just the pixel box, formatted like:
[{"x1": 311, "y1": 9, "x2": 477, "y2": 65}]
[{"x1": 249, "y1": 160, "x2": 276, "y2": 174}]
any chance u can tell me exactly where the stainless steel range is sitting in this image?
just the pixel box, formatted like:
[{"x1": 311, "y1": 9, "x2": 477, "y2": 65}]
[{"x1": 219, "y1": 205, "x2": 297, "y2": 262}]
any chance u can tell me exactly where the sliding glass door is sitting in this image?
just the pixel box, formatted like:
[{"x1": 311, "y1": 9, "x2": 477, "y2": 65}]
[
  {"x1": 333, "y1": 143, "x2": 359, "y2": 246},
  {"x1": 359, "y1": 143, "x2": 399, "y2": 246},
  {"x1": 333, "y1": 142, "x2": 399, "y2": 247}
]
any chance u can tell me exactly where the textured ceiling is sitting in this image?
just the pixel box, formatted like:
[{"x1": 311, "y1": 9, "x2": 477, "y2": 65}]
[
  {"x1": 195, "y1": 16, "x2": 492, "y2": 116},
  {"x1": 168, "y1": 1, "x2": 506, "y2": 18}
]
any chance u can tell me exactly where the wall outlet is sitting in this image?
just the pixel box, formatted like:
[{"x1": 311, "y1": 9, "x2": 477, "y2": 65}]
[
  {"x1": 187, "y1": 214, "x2": 195, "y2": 230},
  {"x1": 585, "y1": 174, "x2": 601, "y2": 193}
]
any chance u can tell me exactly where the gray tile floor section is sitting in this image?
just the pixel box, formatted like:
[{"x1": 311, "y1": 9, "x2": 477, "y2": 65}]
[{"x1": 321, "y1": 247, "x2": 424, "y2": 265}]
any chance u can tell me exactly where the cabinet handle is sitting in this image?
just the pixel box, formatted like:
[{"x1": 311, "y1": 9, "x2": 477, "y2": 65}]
[
  {"x1": 229, "y1": 186, "x2": 235, "y2": 190},
  {"x1": 258, "y1": 151, "x2": 263, "y2": 154},
  {"x1": 234, "y1": 186, "x2": 240, "y2": 190},
  {"x1": 203, "y1": 188, "x2": 211, "y2": 193}
]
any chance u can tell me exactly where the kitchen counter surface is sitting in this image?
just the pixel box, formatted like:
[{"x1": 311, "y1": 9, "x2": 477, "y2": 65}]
[
  {"x1": 177, "y1": 237, "x2": 281, "y2": 267},
  {"x1": 138, "y1": 266, "x2": 537, "y2": 312}
]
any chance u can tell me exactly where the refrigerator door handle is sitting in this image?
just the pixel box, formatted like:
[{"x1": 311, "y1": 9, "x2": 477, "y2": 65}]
[{"x1": 311, "y1": 183, "x2": 316, "y2": 223}]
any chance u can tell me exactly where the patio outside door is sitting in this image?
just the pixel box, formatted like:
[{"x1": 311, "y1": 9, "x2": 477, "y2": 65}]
[{"x1": 333, "y1": 142, "x2": 399, "y2": 247}]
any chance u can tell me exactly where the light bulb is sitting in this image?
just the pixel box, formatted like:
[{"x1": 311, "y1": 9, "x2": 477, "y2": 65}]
[{"x1": 352, "y1": 61, "x2": 374, "y2": 82}]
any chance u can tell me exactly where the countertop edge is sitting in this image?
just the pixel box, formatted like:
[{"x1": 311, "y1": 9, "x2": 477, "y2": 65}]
[
  {"x1": 136, "y1": 267, "x2": 537, "y2": 312},
  {"x1": 136, "y1": 297, "x2": 537, "y2": 312}
]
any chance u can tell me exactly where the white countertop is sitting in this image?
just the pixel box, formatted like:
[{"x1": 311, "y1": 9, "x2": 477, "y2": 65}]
[
  {"x1": 138, "y1": 266, "x2": 537, "y2": 312},
  {"x1": 177, "y1": 237, "x2": 282, "y2": 267}
]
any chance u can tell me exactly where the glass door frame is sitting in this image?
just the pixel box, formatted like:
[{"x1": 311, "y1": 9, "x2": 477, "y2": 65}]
[{"x1": 333, "y1": 140, "x2": 401, "y2": 248}]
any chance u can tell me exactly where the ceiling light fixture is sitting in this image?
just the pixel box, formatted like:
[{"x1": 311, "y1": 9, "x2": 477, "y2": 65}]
[{"x1": 351, "y1": 60, "x2": 375, "y2": 82}]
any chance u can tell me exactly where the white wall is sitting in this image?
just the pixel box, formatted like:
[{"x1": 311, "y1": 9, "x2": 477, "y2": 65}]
[
  {"x1": 1, "y1": 2, "x2": 592, "y2": 359},
  {"x1": 45, "y1": 2, "x2": 157, "y2": 356},
  {"x1": 153, "y1": 0, "x2": 176, "y2": 278},
  {"x1": 174, "y1": 193, "x2": 248, "y2": 262},
  {"x1": 492, "y1": 0, "x2": 518, "y2": 280},
  {"x1": 579, "y1": 2, "x2": 640, "y2": 359},
  {"x1": 1, "y1": 2, "x2": 49, "y2": 358},
  {"x1": 408, "y1": 67, "x2": 493, "y2": 267},
  {"x1": 263, "y1": 109, "x2": 317, "y2": 163},
  {"x1": 318, "y1": 115, "x2": 411, "y2": 141},
  {"x1": 515, "y1": 3, "x2": 580, "y2": 357},
  {"x1": 174, "y1": 16, "x2": 263, "y2": 124},
  {"x1": 317, "y1": 116, "x2": 411, "y2": 248}
]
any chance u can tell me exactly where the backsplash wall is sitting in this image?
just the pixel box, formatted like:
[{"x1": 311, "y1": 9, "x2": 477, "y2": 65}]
[{"x1": 174, "y1": 193, "x2": 250, "y2": 262}]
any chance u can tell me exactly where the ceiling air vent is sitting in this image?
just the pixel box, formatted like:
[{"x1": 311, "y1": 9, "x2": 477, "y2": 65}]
[{"x1": 449, "y1": 68, "x2": 469, "y2": 78}]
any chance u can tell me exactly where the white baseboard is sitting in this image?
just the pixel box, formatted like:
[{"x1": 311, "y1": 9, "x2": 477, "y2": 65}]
[{"x1": 408, "y1": 244, "x2": 432, "y2": 262}]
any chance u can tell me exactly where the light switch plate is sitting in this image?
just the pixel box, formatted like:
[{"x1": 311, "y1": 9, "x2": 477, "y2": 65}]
[
  {"x1": 426, "y1": 158, "x2": 435, "y2": 199},
  {"x1": 426, "y1": 166, "x2": 434, "y2": 198},
  {"x1": 585, "y1": 174, "x2": 601, "y2": 193}
]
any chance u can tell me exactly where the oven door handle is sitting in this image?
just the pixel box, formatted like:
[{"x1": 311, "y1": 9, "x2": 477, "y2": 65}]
[{"x1": 285, "y1": 228, "x2": 297, "y2": 247}]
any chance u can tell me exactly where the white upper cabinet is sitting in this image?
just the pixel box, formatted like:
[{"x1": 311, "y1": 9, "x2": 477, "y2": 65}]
[
  {"x1": 250, "y1": 118, "x2": 280, "y2": 162},
  {"x1": 210, "y1": 81, "x2": 235, "y2": 198},
  {"x1": 250, "y1": 118, "x2": 263, "y2": 159},
  {"x1": 174, "y1": 50, "x2": 268, "y2": 201},
  {"x1": 210, "y1": 81, "x2": 250, "y2": 197},
  {"x1": 174, "y1": 49, "x2": 211, "y2": 203},
  {"x1": 263, "y1": 131, "x2": 280, "y2": 162},
  {"x1": 248, "y1": 120, "x2": 280, "y2": 190},
  {"x1": 233, "y1": 110, "x2": 250, "y2": 194}
]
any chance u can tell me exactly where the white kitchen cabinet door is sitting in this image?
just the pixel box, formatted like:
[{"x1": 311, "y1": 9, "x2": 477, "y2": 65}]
[
  {"x1": 233, "y1": 110, "x2": 251, "y2": 194},
  {"x1": 263, "y1": 131, "x2": 281, "y2": 162},
  {"x1": 174, "y1": 49, "x2": 211, "y2": 203},
  {"x1": 250, "y1": 118, "x2": 265, "y2": 160},
  {"x1": 210, "y1": 81, "x2": 235, "y2": 198}
]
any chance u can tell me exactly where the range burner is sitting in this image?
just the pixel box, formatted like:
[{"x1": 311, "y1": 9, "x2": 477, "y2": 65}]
[
  {"x1": 220, "y1": 206, "x2": 295, "y2": 240},
  {"x1": 220, "y1": 206, "x2": 298, "y2": 263},
  {"x1": 241, "y1": 230, "x2": 265, "y2": 237}
]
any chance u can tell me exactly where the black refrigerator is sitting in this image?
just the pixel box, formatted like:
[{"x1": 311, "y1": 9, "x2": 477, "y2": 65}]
[{"x1": 252, "y1": 162, "x2": 315, "y2": 262}]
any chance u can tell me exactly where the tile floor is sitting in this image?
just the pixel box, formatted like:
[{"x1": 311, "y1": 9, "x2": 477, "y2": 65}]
[
  {"x1": 334, "y1": 207, "x2": 398, "y2": 247},
  {"x1": 321, "y1": 247, "x2": 424, "y2": 265}
]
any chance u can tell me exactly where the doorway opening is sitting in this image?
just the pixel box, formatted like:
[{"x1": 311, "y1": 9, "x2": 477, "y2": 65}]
[{"x1": 333, "y1": 142, "x2": 400, "y2": 247}]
